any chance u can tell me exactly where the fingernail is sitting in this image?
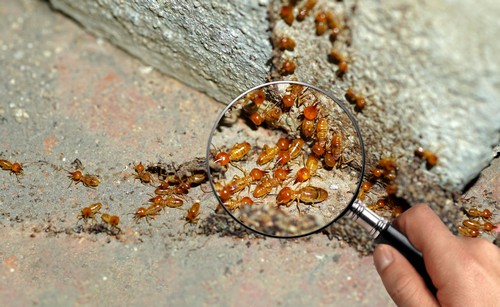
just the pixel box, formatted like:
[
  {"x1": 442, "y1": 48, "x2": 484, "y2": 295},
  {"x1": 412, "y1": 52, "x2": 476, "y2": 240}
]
[{"x1": 374, "y1": 245, "x2": 394, "y2": 273}]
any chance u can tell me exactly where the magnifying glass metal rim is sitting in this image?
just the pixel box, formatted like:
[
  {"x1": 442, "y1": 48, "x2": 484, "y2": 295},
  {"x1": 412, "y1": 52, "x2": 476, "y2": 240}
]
[{"x1": 205, "y1": 80, "x2": 366, "y2": 239}]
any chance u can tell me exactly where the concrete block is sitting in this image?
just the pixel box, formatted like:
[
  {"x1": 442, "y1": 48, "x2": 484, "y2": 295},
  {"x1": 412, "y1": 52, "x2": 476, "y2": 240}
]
[{"x1": 49, "y1": 0, "x2": 272, "y2": 103}]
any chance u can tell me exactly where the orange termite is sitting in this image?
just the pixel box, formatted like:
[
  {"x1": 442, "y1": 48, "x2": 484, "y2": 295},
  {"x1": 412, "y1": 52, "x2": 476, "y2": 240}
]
[
  {"x1": 256, "y1": 145, "x2": 279, "y2": 166},
  {"x1": 150, "y1": 195, "x2": 184, "y2": 208},
  {"x1": 281, "y1": 59, "x2": 296, "y2": 76},
  {"x1": 415, "y1": 147, "x2": 438, "y2": 167},
  {"x1": 301, "y1": 119, "x2": 315, "y2": 139},
  {"x1": 224, "y1": 196, "x2": 254, "y2": 211},
  {"x1": 214, "y1": 142, "x2": 251, "y2": 166},
  {"x1": 457, "y1": 225, "x2": 479, "y2": 237},
  {"x1": 280, "y1": 5, "x2": 294, "y2": 26},
  {"x1": 315, "y1": 12, "x2": 328, "y2": 36},
  {"x1": 294, "y1": 167, "x2": 311, "y2": 183},
  {"x1": 68, "y1": 170, "x2": 100, "y2": 188},
  {"x1": 276, "y1": 137, "x2": 291, "y2": 151},
  {"x1": 357, "y1": 181, "x2": 373, "y2": 201},
  {"x1": 77, "y1": 202, "x2": 102, "y2": 224},
  {"x1": 296, "y1": 0, "x2": 317, "y2": 21},
  {"x1": 465, "y1": 207, "x2": 493, "y2": 220},
  {"x1": 328, "y1": 50, "x2": 348, "y2": 76},
  {"x1": 276, "y1": 186, "x2": 328, "y2": 214},
  {"x1": 248, "y1": 89, "x2": 266, "y2": 105},
  {"x1": 132, "y1": 204, "x2": 162, "y2": 225},
  {"x1": 253, "y1": 175, "x2": 282, "y2": 198},
  {"x1": 185, "y1": 202, "x2": 200, "y2": 225},
  {"x1": 0, "y1": 159, "x2": 23, "y2": 181},
  {"x1": 278, "y1": 36, "x2": 296, "y2": 51},
  {"x1": 101, "y1": 213, "x2": 121, "y2": 234},
  {"x1": 289, "y1": 138, "x2": 305, "y2": 160}
]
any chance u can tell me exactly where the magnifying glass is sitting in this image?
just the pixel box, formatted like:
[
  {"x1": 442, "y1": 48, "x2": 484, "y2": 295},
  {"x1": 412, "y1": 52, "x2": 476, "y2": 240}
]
[{"x1": 205, "y1": 80, "x2": 436, "y2": 294}]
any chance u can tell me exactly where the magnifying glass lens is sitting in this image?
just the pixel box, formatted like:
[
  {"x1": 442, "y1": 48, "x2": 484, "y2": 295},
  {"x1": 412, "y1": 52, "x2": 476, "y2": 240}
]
[{"x1": 207, "y1": 81, "x2": 365, "y2": 238}]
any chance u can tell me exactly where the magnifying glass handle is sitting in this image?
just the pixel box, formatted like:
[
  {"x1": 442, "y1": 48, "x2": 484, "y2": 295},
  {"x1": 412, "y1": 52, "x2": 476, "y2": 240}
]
[
  {"x1": 347, "y1": 201, "x2": 437, "y2": 296},
  {"x1": 375, "y1": 224, "x2": 437, "y2": 295}
]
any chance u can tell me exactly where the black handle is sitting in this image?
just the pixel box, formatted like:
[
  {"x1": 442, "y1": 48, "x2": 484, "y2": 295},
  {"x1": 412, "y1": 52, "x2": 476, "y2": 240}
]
[{"x1": 375, "y1": 224, "x2": 437, "y2": 296}]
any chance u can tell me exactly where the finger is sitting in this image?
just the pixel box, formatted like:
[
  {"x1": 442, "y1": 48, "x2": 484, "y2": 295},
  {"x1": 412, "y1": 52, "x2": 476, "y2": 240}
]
[
  {"x1": 393, "y1": 204, "x2": 454, "y2": 257},
  {"x1": 373, "y1": 244, "x2": 439, "y2": 306},
  {"x1": 392, "y1": 204, "x2": 459, "y2": 290}
]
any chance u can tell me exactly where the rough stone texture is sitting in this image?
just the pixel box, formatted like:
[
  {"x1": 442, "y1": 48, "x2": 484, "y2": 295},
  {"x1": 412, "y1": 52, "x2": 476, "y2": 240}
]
[
  {"x1": 351, "y1": 0, "x2": 500, "y2": 192},
  {"x1": 49, "y1": 0, "x2": 272, "y2": 103},
  {"x1": 269, "y1": 0, "x2": 500, "y2": 194}
]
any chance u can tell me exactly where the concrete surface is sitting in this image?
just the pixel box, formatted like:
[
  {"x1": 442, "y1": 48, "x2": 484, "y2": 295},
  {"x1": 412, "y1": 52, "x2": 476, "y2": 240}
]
[
  {"x1": 0, "y1": 1, "x2": 498, "y2": 306},
  {"x1": 0, "y1": 1, "x2": 394, "y2": 306}
]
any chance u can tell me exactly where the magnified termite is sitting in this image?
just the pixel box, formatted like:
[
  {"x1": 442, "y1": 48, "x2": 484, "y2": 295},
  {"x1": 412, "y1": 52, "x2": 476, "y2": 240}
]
[
  {"x1": 275, "y1": 150, "x2": 291, "y2": 167},
  {"x1": 294, "y1": 167, "x2": 311, "y2": 184},
  {"x1": 282, "y1": 84, "x2": 304, "y2": 109},
  {"x1": 256, "y1": 144, "x2": 280, "y2": 166},
  {"x1": 276, "y1": 186, "x2": 328, "y2": 214},
  {"x1": 276, "y1": 137, "x2": 291, "y2": 151},
  {"x1": 246, "y1": 89, "x2": 266, "y2": 106},
  {"x1": 224, "y1": 196, "x2": 254, "y2": 211},
  {"x1": 277, "y1": 163, "x2": 291, "y2": 177},
  {"x1": 324, "y1": 132, "x2": 348, "y2": 168},
  {"x1": 213, "y1": 141, "x2": 251, "y2": 167},
  {"x1": 289, "y1": 138, "x2": 305, "y2": 160},
  {"x1": 247, "y1": 103, "x2": 283, "y2": 127},
  {"x1": 222, "y1": 167, "x2": 267, "y2": 199},
  {"x1": 253, "y1": 173, "x2": 283, "y2": 198},
  {"x1": 301, "y1": 118, "x2": 316, "y2": 139},
  {"x1": 314, "y1": 118, "x2": 329, "y2": 150},
  {"x1": 263, "y1": 104, "x2": 283, "y2": 125}
]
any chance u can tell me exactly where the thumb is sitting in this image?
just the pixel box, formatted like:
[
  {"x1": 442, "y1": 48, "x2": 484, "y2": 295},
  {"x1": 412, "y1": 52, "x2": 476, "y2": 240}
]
[{"x1": 373, "y1": 244, "x2": 438, "y2": 306}]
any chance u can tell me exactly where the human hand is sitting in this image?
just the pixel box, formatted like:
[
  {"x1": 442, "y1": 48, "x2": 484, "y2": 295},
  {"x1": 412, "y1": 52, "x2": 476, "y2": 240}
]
[{"x1": 373, "y1": 204, "x2": 500, "y2": 306}]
